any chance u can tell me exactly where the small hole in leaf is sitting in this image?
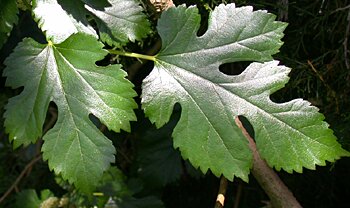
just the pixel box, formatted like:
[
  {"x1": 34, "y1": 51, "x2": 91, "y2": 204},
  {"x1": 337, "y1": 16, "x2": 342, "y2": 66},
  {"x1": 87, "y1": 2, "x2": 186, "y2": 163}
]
[
  {"x1": 169, "y1": 103, "x2": 182, "y2": 126},
  {"x1": 88, "y1": 114, "x2": 114, "y2": 136},
  {"x1": 43, "y1": 102, "x2": 58, "y2": 134},
  {"x1": 81, "y1": 0, "x2": 111, "y2": 10},
  {"x1": 128, "y1": 60, "x2": 154, "y2": 103},
  {"x1": 237, "y1": 115, "x2": 255, "y2": 139},
  {"x1": 89, "y1": 114, "x2": 103, "y2": 130},
  {"x1": 95, "y1": 54, "x2": 114, "y2": 66},
  {"x1": 219, "y1": 62, "x2": 250, "y2": 76},
  {"x1": 196, "y1": 8, "x2": 209, "y2": 37}
]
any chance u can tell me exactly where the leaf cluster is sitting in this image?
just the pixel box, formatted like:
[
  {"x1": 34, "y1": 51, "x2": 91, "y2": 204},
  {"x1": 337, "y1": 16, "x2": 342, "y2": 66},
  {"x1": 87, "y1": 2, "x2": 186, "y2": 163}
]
[{"x1": 0, "y1": 0, "x2": 349, "y2": 207}]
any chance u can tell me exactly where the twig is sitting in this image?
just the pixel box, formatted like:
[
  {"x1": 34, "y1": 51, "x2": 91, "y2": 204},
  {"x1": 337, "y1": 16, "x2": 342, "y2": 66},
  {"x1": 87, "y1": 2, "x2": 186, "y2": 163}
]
[
  {"x1": 117, "y1": 148, "x2": 132, "y2": 164},
  {"x1": 234, "y1": 117, "x2": 302, "y2": 208},
  {"x1": 233, "y1": 181, "x2": 243, "y2": 208},
  {"x1": 307, "y1": 60, "x2": 339, "y2": 113},
  {"x1": 330, "y1": 4, "x2": 350, "y2": 14},
  {"x1": 214, "y1": 176, "x2": 228, "y2": 208},
  {"x1": 343, "y1": 8, "x2": 350, "y2": 70},
  {"x1": 278, "y1": 0, "x2": 289, "y2": 21},
  {"x1": 35, "y1": 106, "x2": 58, "y2": 154},
  {"x1": 0, "y1": 106, "x2": 58, "y2": 204},
  {"x1": 0, "y1": 155, "x2": 42, "y2": 204},
  {"x1": 307, "y1": 60, "x2": 326, "y2": 83},
  {"x1": 44, "y1": 107, "x2": 58, "y2": 134}
]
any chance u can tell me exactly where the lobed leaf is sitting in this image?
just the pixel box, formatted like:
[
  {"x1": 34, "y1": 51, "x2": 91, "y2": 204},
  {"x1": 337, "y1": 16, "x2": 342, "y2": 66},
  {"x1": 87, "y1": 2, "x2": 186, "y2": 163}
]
[
  {"x1": 141, "y1": 4, "x2": 349, "y2": 181},
  {"x1": 85, "y1": 0, "x2": 152, "y2": 46},
  {"x1": 32, "y1": 0, "x2": 97, "y2": 43},
  {"x1": 0, "y1": 0, "x2": 19, "y2": 49},
  {"x1": 3, "y1": 33, "x2": 138, "y2": 192},
  {"x1": 32, "y1": 0, "x2": 151, "y2": 45}
]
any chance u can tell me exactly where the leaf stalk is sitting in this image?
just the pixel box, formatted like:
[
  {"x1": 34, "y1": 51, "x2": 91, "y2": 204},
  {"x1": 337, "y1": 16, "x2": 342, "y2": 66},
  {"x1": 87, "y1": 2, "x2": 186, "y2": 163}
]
[
  {"x1": 107, "y1": 49, "x2": 156, "y2": 61},
  {"x1": 235, "y1": 117, "x2": 302, "y2": 208}
]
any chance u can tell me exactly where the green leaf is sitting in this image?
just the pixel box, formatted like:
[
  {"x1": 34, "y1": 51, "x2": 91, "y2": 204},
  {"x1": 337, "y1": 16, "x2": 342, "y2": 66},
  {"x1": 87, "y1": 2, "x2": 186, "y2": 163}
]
[
  {"x1": 98, "y1": 166, "x2": 131, "y2": 197},
  {"x1": 32, "y1": 0, "x2": 97, "y2": 43},
  {"x1": 136, "y1": 118, "x2": 183, "y2": 188},
  {"x1": 15, "y1": 190, "x2": 41, "y2": 208},
  {"x1": 96, "y1": 167, "x2": 163, "y2": 208},
  {"x1": 32, "y1": 0, "x2": 151, "y2": 45},
  {"x1": 141, "y1": 4, "x2": 349, "y2": 182},
  {"x1": 0, "y1": 0, "x2": 19, "y2": 49},
  {"x1": 85, "y1": 0, "x2": 152, "y2": 46},
  {"x1": 15, "y1": 189, "x2": 55, "y2": 208},
  {"x1": 3, "y1": 33, "x2": 137, "y2": 192}
]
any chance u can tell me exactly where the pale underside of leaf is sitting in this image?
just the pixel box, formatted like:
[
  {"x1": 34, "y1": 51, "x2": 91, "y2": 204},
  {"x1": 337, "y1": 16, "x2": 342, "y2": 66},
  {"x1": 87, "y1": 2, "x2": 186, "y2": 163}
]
[
  {"x1": 157, "y1": 4, "x2": 287, "y2": 64},
  {"x1": 32, "y1": 0, "x2": 97, "y2": 43},
  {"x1": 142, "y1": 4, "x2": 349, "y2": 182},
  {"x1": 32, "y1": 0, "x2": 151, "y2": 45},
  {"x1": 85, "y1": 0, "x2": 152, "y2": 46}
]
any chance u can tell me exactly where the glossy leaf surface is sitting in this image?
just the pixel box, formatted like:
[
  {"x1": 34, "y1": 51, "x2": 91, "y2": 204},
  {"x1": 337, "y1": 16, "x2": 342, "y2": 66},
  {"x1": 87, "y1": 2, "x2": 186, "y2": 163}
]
[
  {"x1": 85, "y1": 0, "x2": 152, "y2": 46},
  {"x1": 32, "y1": 0, "x2": 97, "y2": 43},
  {"x1": 32, "y1": 0, "x2": 151, "y2": 45},
  {"x1": 141, "y1": 4, "x2": 349, "y2": 181},
  {"x1": 3, "y1": 33, "x2": 138, "y2": 191}
]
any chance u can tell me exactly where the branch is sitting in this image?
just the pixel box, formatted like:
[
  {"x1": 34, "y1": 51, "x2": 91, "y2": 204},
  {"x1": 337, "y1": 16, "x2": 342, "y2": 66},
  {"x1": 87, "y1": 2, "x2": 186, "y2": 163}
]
[
  {"x1": 0, "y1": 155, "x2": 42, "y2": 204},
  {"x1": 330, "y1": 4, "x2": 350, "y2": 14},
  {"x1": 214, "y1": 176, "x2": 228, "y2": 208},
  {"x1": 235, "y1": 117, "x2": 302, "y2": 208},
  {"x1": 0, "y1": 107, "x2": 57, "y2": 204},
  {"x1": 233, "y1": 181, "x2": 243, "y2": 208},
  {"x1": 307, "y1": 60, "x2": 339, "y2": 113},
  {"x1": 343, "y1": 8, "x2": 350, "y2": 70},
  {"x1": 278, "y1": 0, "x2": 289, "y2": 21}
]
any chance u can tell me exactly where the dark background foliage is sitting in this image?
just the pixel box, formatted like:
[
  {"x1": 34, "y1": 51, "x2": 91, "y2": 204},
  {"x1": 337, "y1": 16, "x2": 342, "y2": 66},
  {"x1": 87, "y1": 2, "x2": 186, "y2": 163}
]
[{"x1": 0, "y1": 0, "x2": 350, "y2": 207}]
